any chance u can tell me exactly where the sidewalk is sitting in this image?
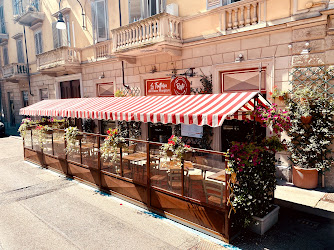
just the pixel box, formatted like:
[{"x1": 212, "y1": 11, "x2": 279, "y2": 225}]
[{"x1": 275, "y1": 180, "x2": 334, "y2": 220}]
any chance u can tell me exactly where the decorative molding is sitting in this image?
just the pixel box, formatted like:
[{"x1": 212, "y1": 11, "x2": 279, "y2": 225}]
[
  {"x1": 11, "y1": 33, "x2": 23, "y2": 40},
  {"x1": 30, "y1": 21, "x2": 43, "y2": 31},
  {"x1": 51, "y1": 7, "x2": 71, "y2": 18}
]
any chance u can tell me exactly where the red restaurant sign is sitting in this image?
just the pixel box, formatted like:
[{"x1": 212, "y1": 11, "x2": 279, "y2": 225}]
[{"x1": 146, "y1": 77, "x2": 190, "y2": 96}]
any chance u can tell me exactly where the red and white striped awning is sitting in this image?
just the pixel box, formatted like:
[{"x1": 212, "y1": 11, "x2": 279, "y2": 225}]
[{"x1": 20, "y1": 92, "x2": 269, "y2": 127}]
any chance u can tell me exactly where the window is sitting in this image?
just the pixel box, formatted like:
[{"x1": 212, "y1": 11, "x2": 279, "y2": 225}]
[
  {"x1": 40, "y1": 88, "x2": 48, "y2": 100},
  {"x1": 16, "y1": 39, "x2": 24, "y2": 63},
  {"x1": 3, "y1": 45, "x2": 8, "y2": 65},
  {"x1": 91, "y1": 0, "x2": 108, "y2": 43},
  {"x1": 34, "y1": 30, "x2": 43, "y2": 55},
  {"x1": 52, "y1": 21, "x2": 68, "y2": 49},
  {"x1": 207, "y1": 0, "x2": 241, "y2": 10},
  {"x1": 22, "y1": 91, "x2": 28, "y2": 107},
  {"x1": 0, "y1": 2, "x2": 6, "y2": 34},
  {"x1": 7, "y1": 92, "x2": 15, "y2": 126},
  {"x1": 12, "y1": 0, "x2": 22, "y2": 15},
  {"x1": 129, "y1": 0, "x2": 165, "y2": 23}
]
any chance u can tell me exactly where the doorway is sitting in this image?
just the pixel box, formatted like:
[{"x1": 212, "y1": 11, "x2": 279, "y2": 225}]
[{"x1": 60, "y1": 80, "x2": 81, "y2": 99}]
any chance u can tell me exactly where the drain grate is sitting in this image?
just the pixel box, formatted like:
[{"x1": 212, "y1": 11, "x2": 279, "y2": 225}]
[
  {"x1": 321, "y1": 193, "x2": 334, "y2": 203},
  {"x1": 188, "y1": 240, "x2": 227, "y2": 250},
  {"x1": 297, "y1": 218, "x2": 319, "y2": 229}
]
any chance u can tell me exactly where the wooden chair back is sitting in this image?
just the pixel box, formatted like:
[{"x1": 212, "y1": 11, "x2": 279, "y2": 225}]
[{"x1": 203, "y1": 179, "x2": 225, "y2": 207}]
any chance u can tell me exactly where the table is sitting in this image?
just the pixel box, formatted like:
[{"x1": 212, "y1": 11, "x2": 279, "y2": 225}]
[
  {"x1": 207, "y1": 170, "x2": 226, "y2": 182},
  {"x1": 122, "y1": 152, "x2": 147, "y2": 162},
  {"x1": 160, "y1": 160, "x2": 194, "y2": 171}
]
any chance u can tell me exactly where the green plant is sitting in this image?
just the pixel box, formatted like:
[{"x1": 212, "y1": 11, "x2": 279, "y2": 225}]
[
  {"x1": 36, "y1": 125, "x2": 53, "y2": 148},
  {"x1": 253, "y1": 104, "x2": 291, "y2": 134},
  {"x1": 64, "y1": 126, "x2": 82, "y2": 154},
  {"x1": 287, "y1": 93, "x2": 334, "y2": 171},
  {"x1": 101, "y1": 128, "x2": 126, "y2": 163},
  {"x1": 270, "y1": 86, "x2": 288, "y2": 100},
  {"x1": 160, "y1": 135, "x2": 193, "y2": 161},
  {"x1": 226, "y1": 138, "x2": 281, "y2": 228},
  {"x1": 18, "y1": 118, "x2": 33, "y2": 137},
  {"x1": 191, "y1": 72, "x2": 213, "y2": 94}
]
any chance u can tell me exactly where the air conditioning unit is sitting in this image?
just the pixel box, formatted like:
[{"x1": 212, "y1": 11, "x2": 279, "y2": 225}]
[{"x1": 166, "y1": 3, "x2": 178, "y2": 16}]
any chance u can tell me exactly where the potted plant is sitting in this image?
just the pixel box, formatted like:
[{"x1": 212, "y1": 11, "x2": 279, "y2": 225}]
[
  {"x1": 225, "y1": 136, "x2": 285, "y2": 234},
  {"x1": 287, "y1": 89, "x2": 334, "y2": 189},
  {"x1": 270, "y1": 86, "x2": 288, "y2": 102},
  {"x1": 64, "y1": 126, "x2": 82, "y2": 154},
  {"x1": 36, "y1": 125, "x2": 53, "y2": 149},
  {"x1": 101, "y1": 128, "x2": 126, "y2": 163},
  {"x1": 18, "y1": 118, "x2": 34, "y2": 137},
  {"x1": 160, "y1": 135, "x2": 193, "y2": 162}
]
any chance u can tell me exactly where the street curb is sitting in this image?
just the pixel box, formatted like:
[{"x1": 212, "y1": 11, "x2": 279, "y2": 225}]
[{"x1": 275, "y1": 198, "x2": 334, "y2": 221}]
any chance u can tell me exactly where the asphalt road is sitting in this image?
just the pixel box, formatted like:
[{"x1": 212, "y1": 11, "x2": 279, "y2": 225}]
[{"x1": 0, "y1": 137, "x2": 228, "y2": 250}]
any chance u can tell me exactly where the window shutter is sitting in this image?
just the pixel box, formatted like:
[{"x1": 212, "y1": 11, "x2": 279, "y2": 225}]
[
  {"x1": 61, "y1": 28, "x2": 68, "y2": 47},
  {"x1": 34, "y1": 33, "x2": 39, "y2": 54},
  {"x1": 96, "y1": 0, "x2": 107, "y2": 41},
  {"x1": 3, "y1": 46, "x2": 9, "y2": 65},
  {"x1": 0, "y1": 5, "x2": 5, "y2": 34},
  {"x1": 16, "y1": 39, "x2": 24, "y2": 63},
  {"x1": 207, "y1": 0, "x2": 222, "y2": 10},
  {"x1": 91, "y1": 1, "x2": 96, "y2": 43},
  {"x1": 52, "y1": 22, "x2": 59, "y2": 49},
  {"x1": 38, "y1": 32, "x2": 43, "y2": 54}
]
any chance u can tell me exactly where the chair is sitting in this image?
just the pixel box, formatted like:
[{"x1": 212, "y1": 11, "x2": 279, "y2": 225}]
[
  {"x1": 167, "y1": 161, "x2": 188, "y2": 191},
  {"x1": 150, "y1": 163, "x2": 167, "y2": 187},
  {"x1": 203, "y1": 179, "x2": 225, "y2": 207}
]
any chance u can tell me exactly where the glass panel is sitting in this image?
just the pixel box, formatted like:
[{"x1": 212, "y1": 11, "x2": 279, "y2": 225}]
[
  {"x1": 24, "y1": 129, "x2": 32, "y2": 149},
  {"x1": 129, "y1": 0, "x2": 141, "y2": 23},
  {"x1": 122, "y1": 140, "x2": 147, "y2": 184},
  {"x1": 100, "y1": 135, "x2": 121, "y2": 176},
  {"x1": 81, "y1": 134, "x2": 98, "y2": 168},
  {"x1": 67, "y1": 136, "x2": 81, "y2": 164},
  {"x1": 53, "y1": 130, "x2": 65, "y2": 158},
  {"x1": 32, "y1": 128, "x2": 41, "y2": 152},
  {"x1": 43, "y1": 132, "x2": 52, "y2": 155}
]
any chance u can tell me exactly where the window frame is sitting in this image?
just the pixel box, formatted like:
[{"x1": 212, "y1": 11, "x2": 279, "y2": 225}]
[
  {"x1": 34, "y1": 30, "x2": 43, "y2": 55},
  {"x1": 3, "y1": 45, "x2": 9, "y2": 65},
  {"x1": 91, "y1": 0, "x2": 109, "y2": 43},
  {"x1": 16, "y1": 38, "x2": 25, "y2": 63}
]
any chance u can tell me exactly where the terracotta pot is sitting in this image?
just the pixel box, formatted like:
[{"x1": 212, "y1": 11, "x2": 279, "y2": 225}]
[
  {"x1": 301, "y1": 116, "x2": 312, "y2": 124},
  {"x1": 278, "y1": 96, "x2": 285, "y2": 101},
  {"x1": 167, "y1": 150, "x2": 174, "y2": 157},
  {"x1": 292, "y1": 166, "x2": 318, "y2": 189},
  {"x1": 255, "y1": 116, "x2": 263, "y2": 123}
]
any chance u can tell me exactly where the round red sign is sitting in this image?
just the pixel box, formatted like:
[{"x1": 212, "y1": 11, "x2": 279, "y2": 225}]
[{"x1": 171, "y1": 77, "x2": 191, "y2": 95}]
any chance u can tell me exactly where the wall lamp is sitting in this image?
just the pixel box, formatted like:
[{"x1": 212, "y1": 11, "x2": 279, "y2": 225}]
[
  {"x1": 235, "y1": 54, "x2": 244, "y2": 63},
  {"x1": 301, "y1": 41, "x2": 311, "y2": 55},
  {"x1": 57, "y1": 0, "x2": 86, "y2": 30}
]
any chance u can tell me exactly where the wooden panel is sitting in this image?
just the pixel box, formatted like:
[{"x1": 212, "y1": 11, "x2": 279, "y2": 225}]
[
  {"x1": 24, "y1": 148, "x2": 44, "y2": 165},
  {"x1": 68, "y1": 163, "x2": 100, "y2": 185},
  {"x1": 44, "y1": 155, "x2": 67, "y2": 174},
  {"x1": 101, "y1": 173, "x2": 147, "y2": 204},
  {"x1": 150, "y1": 189, "x2": 228, "y2": 238}
]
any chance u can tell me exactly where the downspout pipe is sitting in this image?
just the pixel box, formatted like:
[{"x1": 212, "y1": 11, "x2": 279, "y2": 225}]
[
  {"x1": 22, "y1": 18, "x2": 33, "y2": 96},
  {"x1": 118, "y1": 0, "x2": 130, "y2": 91}
]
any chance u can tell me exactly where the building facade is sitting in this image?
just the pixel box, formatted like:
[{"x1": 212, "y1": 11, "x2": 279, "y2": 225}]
[{"x1": 1, "y1": 0, "x2": 334, "y2": 186}]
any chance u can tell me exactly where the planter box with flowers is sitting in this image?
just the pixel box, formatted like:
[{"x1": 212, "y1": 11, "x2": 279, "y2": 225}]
[
  {"x1": 64, "y1": 126, "x2": 83, "y2": 154},
  {"x1": 101, "y1": 128, "x2": 126, "y2": 163},
  {"x1": 160, "y1": 135, "x2": 193, "y2": 162},
  {"x1": 225, "y1": 103, "x2": 290, "y2": 234}
]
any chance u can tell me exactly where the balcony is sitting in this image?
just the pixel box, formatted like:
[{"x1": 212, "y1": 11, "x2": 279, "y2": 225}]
[
  {"x1": 111, "y1": 13, "x2": 183, "y2": 56},
  {"x1": 2, "y1": 63, "x2": 28, "y2": 82},
  {"x1": 14, "y1": 0, "x2": 44, "y2": 27},
  {"x1": 220, "y1": 0, "x2": 267, "y2": 34},
  {"x1": 36, "y1": 46, "x2": 82, "y2": 76}
]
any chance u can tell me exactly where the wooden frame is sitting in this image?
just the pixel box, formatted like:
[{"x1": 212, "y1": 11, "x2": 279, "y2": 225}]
[{"x1": 23, "y1": 129, "x2": 232, "y2": 242}]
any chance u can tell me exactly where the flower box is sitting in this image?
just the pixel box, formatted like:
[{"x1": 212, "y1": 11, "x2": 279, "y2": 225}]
[{"x1": 249, "y1": 205, "x2": 280, "y2": 235}]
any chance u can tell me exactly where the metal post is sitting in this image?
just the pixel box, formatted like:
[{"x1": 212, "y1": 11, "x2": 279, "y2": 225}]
[
  {"x1": 181, "y1": 159, "x2": 184, "y2": 197},
  {"x1": 51, "y1": 132, "x2": 55, "y2": 156},
  {"x1": 146, "y1": 142, "x2": 151, "y2": 207},
  {"x1": 97, "y1": 135, "x2": 102, "y2": 189},
  {"x1": 31, "y1": 129, "x2": 33, "y2": 150},
  {"x1": 120, "y1": 146, "x2": 123, "y2": 176},
  {"x1": 79, "y1": 138, "x2": 82, "y2": 164}
]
